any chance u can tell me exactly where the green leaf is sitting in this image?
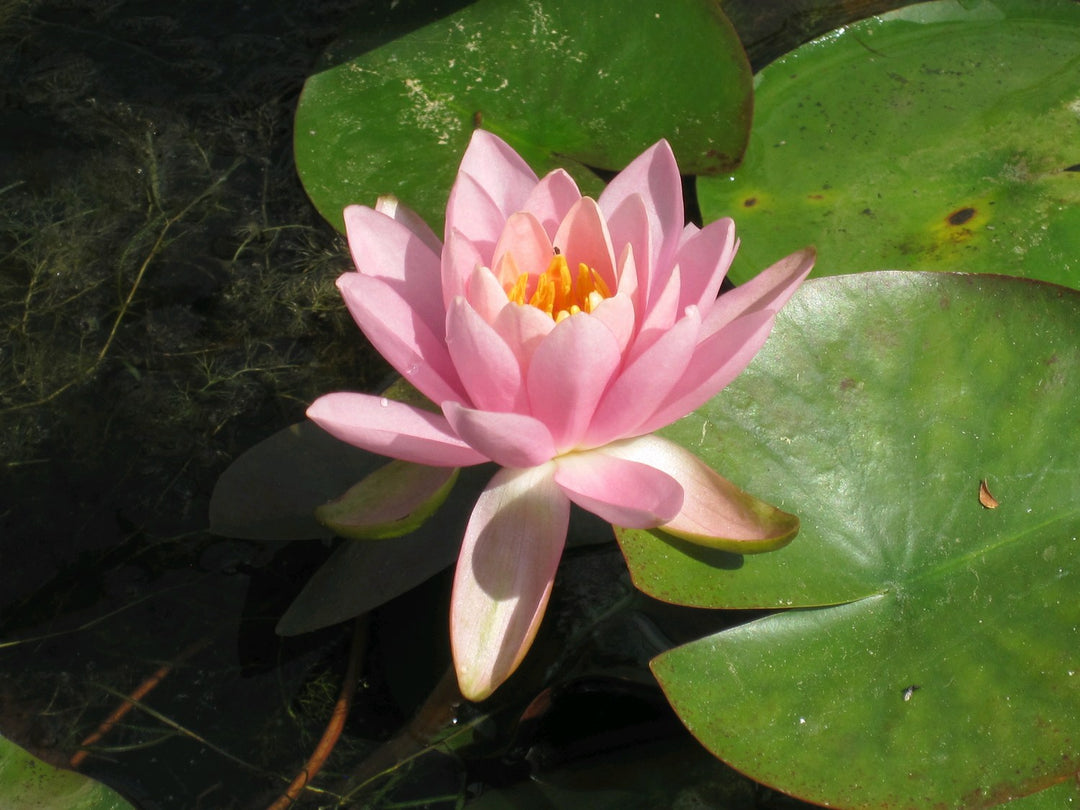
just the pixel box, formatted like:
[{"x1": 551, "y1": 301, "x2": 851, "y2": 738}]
[
  {"x1": 0, "y1": 734, "x2": 136, "y2": 810},
  {"x1": 316, "y1": 460, "x2": 459, "y2": 540},
  {"x1": 699, "y1": 0, "x2": 1080, "y2": 287},
  {"x1": 295, "y1": 0, "x2": 751, "y2": 231},
  {"x1": 209, "y1": 421, "x2": 386, "y2": 540},
  {"x1": 630, "y1": 272, "x2": 1080, "y2": 808}
]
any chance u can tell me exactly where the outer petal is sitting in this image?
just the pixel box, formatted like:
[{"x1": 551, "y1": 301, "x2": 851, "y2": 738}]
[
  {"x1": 343, "y1": 205, "x2": 445, "y2": 336},
  {"x1": 527, "y1": 312, "x2": 622, "y2": 450},
  {"x1": 337, "y1": 273, "x2": 467, "y2": 405},
  {"x1": 701, "y1": 247, "x2": 816, "y2": 338},
  {"x1": 522, "y1": 169, "x2": 582, "y2": 236},
  {"x1": 446, "y1": 298, "x2": 527, "y2": 413},
  {"x1": 443, "y1": 401, "x2": 557, "y2": 469},
  {"x1": 443, "y1": 173, "x2": 507, "y2": 261},
  {"x1": 553, "y1": 450, "x2": 683, "y2": 528},
  {"x1": 598, "y1": 140, "x2": 683, "y2": 278},
  {"x1": 453, "y1": 130, "x2": 539, "y2": 223},
  {"x1": 585, "y1": 306, "x2": 701, "y2": 447},
  {"x1": 603, "y1": 435, "x2": 799, "y2": 549},
  {"x1": 604, "y1": 193, "x2": 651, "y2": 302},
  {"x1": 634, "y1": 309, "x2": 775, "y2": 435},
  {"x1": 442, "y1": 227, "x2": 487, "y2": 307},
  {"x1": 307, "y1": 393, "x2": 487, "y2": 467},
  {"x1": 672, "y1": 216, "x2": 737, "y2": 313},
  {"x1": 452, "y1": 464, "x2": 569, "y2": 701},
  {"x1": 373, "y1": 195, "x2": 442, "y2": 255}
]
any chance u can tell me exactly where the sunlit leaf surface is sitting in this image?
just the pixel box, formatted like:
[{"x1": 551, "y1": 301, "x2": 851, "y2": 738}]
[
  {"x1": 620, "y1": 272, "x2": 1080, "y2": 808},
  {"x1": 700, "y1": 0, "x2": 1080, "y2": 287},
  {"x1": 295, "y1": 0, "x2": 752, "y2": 230}
]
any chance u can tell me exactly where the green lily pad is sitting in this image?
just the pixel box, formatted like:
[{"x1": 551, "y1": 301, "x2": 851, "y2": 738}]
[
  {"x1": 699, "y1": 0, "x2": 1080, "y2": 287},
  {"x1": 618, "y1": 272, "x2": 1080, "y2": 808},
  {"x1": 295, "y1": 0, "x2": 752, "y2": 231},
  {"x1": 0, "y1": 734, "x2": 135, "y2": 810}
]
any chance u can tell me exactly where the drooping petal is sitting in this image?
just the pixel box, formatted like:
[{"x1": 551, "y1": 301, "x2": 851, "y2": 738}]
[
  {"x1": 553, "y1": 450, "x2": 683, "y2": 528},
  {"x1": 551, "y1": 198, "x2": 617, "y2": 292},
  {"x1": 672, "y1": 216, "x2": 737, "y2": 312},
  {"x1": 451, "y1": 464, "x2": 569, "y2": 701},
  {"x1": 603, "y1": 435, "x2": 799, "y2": 551},
  {"x1": 492, "y1": 212, "x2": 553, "y2": 280},
  {"x1": 443, "y1": 401, "x2": 557, "y2": 469},
  {"x1": 526, "y1": 313, "x2": 622, "y2": 450},
  {"x1": 454, "y1": 130, "x2": 539, "y2": 222},
  {"x1": 445, "y1": 298, "x2": 527, "y2": 413},
  {"x1": 701, "y1": 247, "x2": 816, "y2": 338},
  {"x1": 585, "y1": 306, "x2": 701, "y2": 447},
  {"x1": 522, "y1": 168, "x2": 582, "y2": 236},
  {"x1": 634, "y1": 309, "x2": 775, "y2": 435},
  {"x1": 343, "y1": 205, "x2": 445, "y2": 335},
  {"x1": 598, "y1": 140, "x2": 683, "y2": 279},
  {"x1": 373, "y1": 195, "x2": 443, "y2": 255},
  {"x1": 307, "y1": 393, "x2": 487, "y2": 467},
  {"x1": 337, "y1": 273, "x2": 467, "y2": 405}
]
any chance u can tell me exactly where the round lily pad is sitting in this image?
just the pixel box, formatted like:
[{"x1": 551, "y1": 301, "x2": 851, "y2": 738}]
[
  {"x1": 619, "y1": 271, "x2": 1080, "y2": 808},
  {"x1": 699, "y1": 0, "x2": 1080, "y2": 287},
  {"x1": 295, "y1": 0, "x2": 752, "y2": 231}
]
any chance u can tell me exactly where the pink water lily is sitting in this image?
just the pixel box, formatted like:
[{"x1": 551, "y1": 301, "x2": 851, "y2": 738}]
[{"x1": 308, "y1": 130, "x2": 814, "y2": 701}]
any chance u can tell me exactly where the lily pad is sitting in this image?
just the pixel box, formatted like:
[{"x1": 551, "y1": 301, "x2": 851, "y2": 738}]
[
  {"x1": 619, "y1": 272, "x2": 1080, "y2": 808},
  {"x1": 699, "y1": 0, "x2": 1080, "y2": 287},
  {"x1": 295, "y1": 0, "x2": 752, "y2": 231},
  {"x1": 0, "y1": 734, "x2": 135, "y2": 810}
]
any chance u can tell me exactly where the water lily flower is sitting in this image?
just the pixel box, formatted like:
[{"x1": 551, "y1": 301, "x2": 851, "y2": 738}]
[{"x1": 308, "y1": 130, "x2": 814, "y2": 701}]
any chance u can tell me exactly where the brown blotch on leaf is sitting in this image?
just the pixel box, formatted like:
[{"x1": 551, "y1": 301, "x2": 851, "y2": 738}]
[
  {"x1": 947, "y1": 207, "x2": 976, "y2": 226},
  {"x1": 743, "y1": 197, "x2": 757, "y2": 208},
  {"x1": 472, "y1": 110, "x2": 483, "y2": 128},
  {"x1": 979, "y1": 479, "x2": 999, "y2": 509}
]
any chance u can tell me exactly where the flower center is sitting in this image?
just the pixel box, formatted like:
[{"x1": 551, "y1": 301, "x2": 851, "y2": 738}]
[{"x1": 505, "y1": 252, "x2": 612, "y2": 322}]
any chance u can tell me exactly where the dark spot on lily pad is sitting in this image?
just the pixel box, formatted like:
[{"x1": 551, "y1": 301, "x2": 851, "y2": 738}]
[
  {"x1": 947, "y1": 207, "x2": 976, "y2": 226},
  {"x1": 743, "y1": 197, "x2": 757, "y2": 207},
  {"x1": 1064, "y1": 164, "x2": 1080, "y2": 172}
]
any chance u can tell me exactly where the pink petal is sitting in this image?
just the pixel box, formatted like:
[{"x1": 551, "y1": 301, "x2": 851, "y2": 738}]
[
  {"x1": 443, "y1": 401, "x2": 557, "y2": 469},
  {"x1": 598, "y1": 140, "x2": 683, "y2": 275},
  {"x1": 451, "y1": 464, "x2": 569, "y2": 701},
  {"x1": 604, "y1": 193, "x2": 652, "y2": 300},
  {"x1": 526, "y1": 313, "x2": 622, "y2": 451},
  {"x1": 672, "y1": 217, "x2": 737, "y2": 312},
  {"x1": 551, "y1": 198, "x2": 617, "y2": 292},
  {"x1": 464, "y1": 264, "x2": 510, "y2": 323},
  {"x1": 585, "y1": 306, "x2": 701, "y2": 447},
  {"x1": 553, "y1": 450, "x2": 683, "y2": 528},
  {"x1": 452, "y1": 130, "x2": 538, "y2": 227},
  {"x1": 702, "y1": 247, "x2": 816, "y2": 338},
  {"x1": 343, "y1": 205, "x2": 445, "y2": 336},
  {"x1": 492, "y1": 212, "x2": 553, "y2": 280},
  {"x1": 491, "y1": 300, "x2": 556, "y2": 370},
  {"x1": 443, "y1": 172, "x2": 507, "y2": 259},
  {"x1": 603, "y1": 435, "x2": 790, "y2": 544},
  {"x1": 634, "y1": 309, "x2": 775, "y2": 435},
  {"x1": 631, "y1": 263, "x2": 682, "y2": 361},
  {"x1": 373, "y1": 195, "x2": 442, "y2": 255},
  {"x1": 442, "y1": 227, "x2": 486, "y2": 308},
  {"x1": 307, "y1": 393, "x2": 487, "y2": 467},
  {"x1": 522, "y1": 169, "x2": 582, "y2": 235},
  {"x1": 588, "y1": 291, "x2": 636, "y2": 355},
  {"x1": 445, "y1": 298, "x2": 527, "y2": 413},
  {"x1": 337, "y1": 273, "x2": 467, "y2": 405}
]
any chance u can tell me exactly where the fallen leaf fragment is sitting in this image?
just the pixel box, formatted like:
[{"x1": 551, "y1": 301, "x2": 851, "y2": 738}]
[{"x1": 979, "y1": 479, "x2": 999, "y2": 509}]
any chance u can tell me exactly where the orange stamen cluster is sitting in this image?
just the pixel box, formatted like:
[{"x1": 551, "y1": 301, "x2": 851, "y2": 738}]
[{"x1": 505, "y1": 252, "x2": 612, "y2": 322}]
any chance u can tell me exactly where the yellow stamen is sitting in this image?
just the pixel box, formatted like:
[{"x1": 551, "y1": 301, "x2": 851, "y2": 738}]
[{"x1": 504, "y1": 252, "x2": 612, "y2": 321}]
